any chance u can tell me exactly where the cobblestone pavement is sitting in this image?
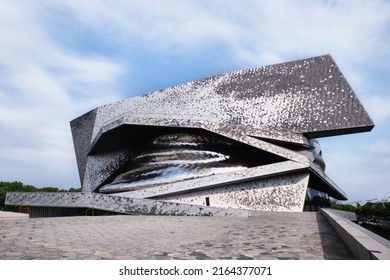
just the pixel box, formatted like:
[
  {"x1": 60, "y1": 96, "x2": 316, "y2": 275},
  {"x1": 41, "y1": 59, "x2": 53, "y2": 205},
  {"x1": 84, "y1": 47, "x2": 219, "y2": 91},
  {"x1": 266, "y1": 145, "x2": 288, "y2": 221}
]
[{"x1": 0, "y1": 212, "x2": 355, "y2": 260}]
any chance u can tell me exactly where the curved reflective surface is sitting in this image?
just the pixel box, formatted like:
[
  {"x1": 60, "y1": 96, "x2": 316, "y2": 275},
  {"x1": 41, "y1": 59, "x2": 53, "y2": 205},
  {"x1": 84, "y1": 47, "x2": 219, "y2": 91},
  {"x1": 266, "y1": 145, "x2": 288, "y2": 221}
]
[{"x1": 99, "y1": 133, "x2": 247, "y2": 194}]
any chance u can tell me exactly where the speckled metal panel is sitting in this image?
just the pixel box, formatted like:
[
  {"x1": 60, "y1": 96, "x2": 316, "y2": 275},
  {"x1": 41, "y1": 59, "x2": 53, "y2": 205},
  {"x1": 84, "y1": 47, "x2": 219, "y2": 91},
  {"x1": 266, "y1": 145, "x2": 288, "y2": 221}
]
[
  {"x1": 5, "y1": 192, "x2": 248, "y2": 217},
  {"x1": 85, "y1": 54, "x2": 373, "y2": 147},
  {"x1": 113, "y1": 161, "x2": 308, "y2": 199},
  {"x1": 70, "y1": 109, "x2": 97, "y2": 184},
  {"x1": 83, "y1": 148, "x2": 131, "y2": 192},
  {"x1": 159, "y1": 173, "x2": 310, "y2": 212}
]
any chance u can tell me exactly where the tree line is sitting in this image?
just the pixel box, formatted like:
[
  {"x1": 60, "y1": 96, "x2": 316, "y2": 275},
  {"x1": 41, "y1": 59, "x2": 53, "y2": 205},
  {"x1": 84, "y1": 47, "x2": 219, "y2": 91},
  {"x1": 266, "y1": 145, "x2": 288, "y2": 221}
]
[{"x1": 331, "y1": 200, "x2": 390, "y2": 219}]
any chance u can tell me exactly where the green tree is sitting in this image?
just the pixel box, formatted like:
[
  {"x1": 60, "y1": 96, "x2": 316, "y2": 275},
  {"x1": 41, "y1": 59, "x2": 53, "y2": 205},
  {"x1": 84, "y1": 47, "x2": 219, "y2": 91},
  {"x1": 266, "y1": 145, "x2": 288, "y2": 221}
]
[{"x1": 330, "y1": 201, "x2": 358, "y2": 212}]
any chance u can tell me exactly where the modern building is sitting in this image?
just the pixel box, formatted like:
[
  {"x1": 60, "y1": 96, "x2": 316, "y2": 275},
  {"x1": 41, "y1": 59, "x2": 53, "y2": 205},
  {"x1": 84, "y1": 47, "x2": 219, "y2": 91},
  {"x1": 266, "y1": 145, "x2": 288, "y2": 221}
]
[{"x1": 6, "y1": 54, "x2": 374, "y2": 216}]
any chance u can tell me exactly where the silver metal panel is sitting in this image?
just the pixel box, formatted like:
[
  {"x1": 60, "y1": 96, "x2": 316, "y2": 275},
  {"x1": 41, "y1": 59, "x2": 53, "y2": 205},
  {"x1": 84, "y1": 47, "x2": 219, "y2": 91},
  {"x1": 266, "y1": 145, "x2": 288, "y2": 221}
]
[
  {"x1": 160, "y1": 173, "x2": 310, "y2": 212},
  {"x1": 113, "y1": 160, "x2": 308, "y2": 199},
  {"x1": 5, "y1": 192, "x2": 248, "y2": 217},
  {"x1": 88, "y1": 55, "x2": 373, "y2": 144}
]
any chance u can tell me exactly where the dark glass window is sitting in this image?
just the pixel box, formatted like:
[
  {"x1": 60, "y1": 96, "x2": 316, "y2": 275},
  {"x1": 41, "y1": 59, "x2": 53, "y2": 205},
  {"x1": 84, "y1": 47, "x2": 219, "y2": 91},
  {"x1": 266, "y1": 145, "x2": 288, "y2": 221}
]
[{"x1": 304, "y1": 187, "x2": 331, "y2": 211}]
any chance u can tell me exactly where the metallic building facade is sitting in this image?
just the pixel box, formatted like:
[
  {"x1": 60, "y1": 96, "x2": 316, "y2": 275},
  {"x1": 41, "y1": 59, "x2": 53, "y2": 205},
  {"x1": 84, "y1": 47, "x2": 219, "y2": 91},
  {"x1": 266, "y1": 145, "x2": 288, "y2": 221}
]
[{"x1": 6, "y1": 55, "x2": 374, "y2": 215}]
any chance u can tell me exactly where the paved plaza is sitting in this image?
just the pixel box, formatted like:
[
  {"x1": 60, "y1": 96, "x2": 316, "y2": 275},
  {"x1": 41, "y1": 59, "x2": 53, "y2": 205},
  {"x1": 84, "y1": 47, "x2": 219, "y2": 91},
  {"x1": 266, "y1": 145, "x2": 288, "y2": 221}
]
[{"x1": 0, "y1": 211, "x2": 355, "y2": 260}]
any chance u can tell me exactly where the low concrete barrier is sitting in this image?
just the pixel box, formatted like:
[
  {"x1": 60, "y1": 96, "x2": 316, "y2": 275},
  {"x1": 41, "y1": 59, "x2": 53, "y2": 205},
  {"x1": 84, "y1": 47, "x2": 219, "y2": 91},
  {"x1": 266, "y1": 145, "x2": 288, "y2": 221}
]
[
  {"x1": 321, "y1": 208, "x2": 390, "y2": 260},
  {"x1": 324, "y1": 208, "x2": 357, "y2": 221}
]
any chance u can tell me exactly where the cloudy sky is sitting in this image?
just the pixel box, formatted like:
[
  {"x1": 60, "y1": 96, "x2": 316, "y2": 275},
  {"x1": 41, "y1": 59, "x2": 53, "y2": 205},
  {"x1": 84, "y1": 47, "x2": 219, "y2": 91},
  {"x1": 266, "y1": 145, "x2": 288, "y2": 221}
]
[{"x1": 0, "y1": 0, "x2": 389, "y2": 203}]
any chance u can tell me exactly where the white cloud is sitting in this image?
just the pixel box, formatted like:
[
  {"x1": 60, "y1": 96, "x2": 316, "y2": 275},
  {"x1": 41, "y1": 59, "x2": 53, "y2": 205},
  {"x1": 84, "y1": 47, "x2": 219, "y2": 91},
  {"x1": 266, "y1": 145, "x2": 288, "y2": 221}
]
[
  {"x1": 0, "y1": 0, "x2": 389, "y2": 196},
  {"x1": 0, "y1": 1, "x2": 125, "y2": 188},
  {"x1": 366, "y1": 140, "x2": 390, "y2": 154},
  {"x1": 43, "y1": 0, "x2": 390, "y2": 76}
]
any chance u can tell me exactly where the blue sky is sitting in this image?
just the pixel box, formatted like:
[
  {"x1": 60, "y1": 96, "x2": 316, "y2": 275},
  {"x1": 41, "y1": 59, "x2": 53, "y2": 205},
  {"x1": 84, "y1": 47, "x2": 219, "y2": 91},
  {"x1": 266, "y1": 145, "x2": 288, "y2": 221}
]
[{"x1": 0, "y1": 0, "x2": 389, "y2": 203}]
